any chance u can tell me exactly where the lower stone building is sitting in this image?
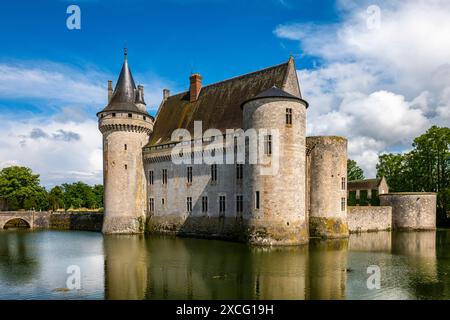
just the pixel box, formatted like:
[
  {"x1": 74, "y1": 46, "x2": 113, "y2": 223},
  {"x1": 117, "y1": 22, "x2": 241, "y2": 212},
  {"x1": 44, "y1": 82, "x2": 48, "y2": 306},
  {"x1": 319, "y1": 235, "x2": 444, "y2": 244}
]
[{"x1": 347, "y1": 177, "x2": 389, "y2": 206}]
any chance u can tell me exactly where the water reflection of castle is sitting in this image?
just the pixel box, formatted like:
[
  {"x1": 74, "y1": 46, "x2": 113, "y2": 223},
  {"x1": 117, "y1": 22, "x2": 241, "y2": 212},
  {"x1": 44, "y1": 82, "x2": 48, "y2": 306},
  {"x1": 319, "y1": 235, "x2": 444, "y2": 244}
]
[{"x1": 103, "y1": 231, "x2": 439, "y2": 300}]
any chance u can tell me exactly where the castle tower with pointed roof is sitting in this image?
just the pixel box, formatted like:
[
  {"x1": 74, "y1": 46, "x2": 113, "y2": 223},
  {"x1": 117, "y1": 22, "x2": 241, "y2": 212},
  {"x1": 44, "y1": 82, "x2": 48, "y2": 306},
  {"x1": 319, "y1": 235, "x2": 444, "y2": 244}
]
[{"x1": 98, "y1": 50, "x2": 154, "y2": 234}]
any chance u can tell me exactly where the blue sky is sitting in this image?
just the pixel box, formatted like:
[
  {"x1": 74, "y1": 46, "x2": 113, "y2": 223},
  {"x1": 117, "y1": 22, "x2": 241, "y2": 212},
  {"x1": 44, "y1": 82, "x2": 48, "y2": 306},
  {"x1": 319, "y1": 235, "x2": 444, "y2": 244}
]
[
  {"x1": 0, "y1": 0, "x2": 336, "y2": 113},
  {"x1": 0, "y1": 0, "x2": 449, "y2": 186}
]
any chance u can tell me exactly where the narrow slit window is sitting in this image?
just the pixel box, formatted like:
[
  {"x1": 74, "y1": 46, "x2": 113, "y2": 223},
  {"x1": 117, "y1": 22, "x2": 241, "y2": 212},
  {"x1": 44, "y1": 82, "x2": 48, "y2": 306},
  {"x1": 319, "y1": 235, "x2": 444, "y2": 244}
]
[
  {"x1": 219, "y1": 196, "x2": 226, "y2": 216},
  {"x1": 211, "y1": 164, "x2": 217, "y2": 182},
  {"x1": 187, "y1": 166, "x2": 193, "y2": 184},
  {"x1": 236, "y1": 164, "x2": 243, "y2": 181},
  {"x1": 187, "y1": 197, "x2": 192, "y2": 213},
  {"x1": 255, "y1": 191, "x2": 260, "y2": 209},
  {"x1": 202, "y1": 196, "x2": 208, "y2": 214},
  {"x1": 124, "y1": 144, "x2": 127, "y2": 151},
  {"x1": 149, "y1": 171, "x2": 154, "y2": 185},
  {"x1": 149, "y1": 198, "x2": 154, "y2": 213},
  {"x1": 286, "y1": 108, "x2": 293, "y2": 125},
  {"x1": 236, "y1": 195, "x2": 243, "y2": 215},
  {"x1": 162, "y1": 169, "x2": 168, "y2": 185},
  {"x1": 341, "y1": 197, "x2": 346, "y2": 211}
]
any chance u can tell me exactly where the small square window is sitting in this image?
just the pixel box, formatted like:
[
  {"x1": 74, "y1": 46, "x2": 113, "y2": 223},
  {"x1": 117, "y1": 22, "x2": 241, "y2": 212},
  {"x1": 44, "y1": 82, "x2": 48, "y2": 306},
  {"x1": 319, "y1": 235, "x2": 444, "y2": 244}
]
[{"x1": 128, "y1": 113, "x2": 132, "y2": 118}]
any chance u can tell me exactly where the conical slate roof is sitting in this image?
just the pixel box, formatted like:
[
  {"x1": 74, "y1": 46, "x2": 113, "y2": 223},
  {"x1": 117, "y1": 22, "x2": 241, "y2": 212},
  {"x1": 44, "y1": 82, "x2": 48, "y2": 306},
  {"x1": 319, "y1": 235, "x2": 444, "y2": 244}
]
[
  {"x1": 101, "y1": 51, "x2": 148, "y2": 114},
  {"x1": 240, "y1": 86, "x2": 305, "y2": 108}
]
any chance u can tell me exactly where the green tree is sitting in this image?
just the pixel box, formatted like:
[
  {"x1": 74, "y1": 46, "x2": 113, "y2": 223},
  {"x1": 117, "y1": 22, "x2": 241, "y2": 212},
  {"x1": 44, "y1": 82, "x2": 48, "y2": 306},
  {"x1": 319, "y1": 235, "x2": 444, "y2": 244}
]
[
  {"x1": 0, "y1": 166, "x2": 48, "y2": 210},
  {"x1": 62, "y1": 181, "x2": 97, "y2": 209},
  {"x1": 48, "y1": 186, "x2": 65, "y2": 211},
  {"x1": 347, "y1": 159, "x2": 365, "y2": 181},
  {"x1": 376, "y1": 125, "x2": 450, "y2": 225},
  {"x1": 92, "y1": 184, "x2": 104, "y2": 209},
  {"x1": 376, "y1": 153, "x2": 408, "y2": 192}
]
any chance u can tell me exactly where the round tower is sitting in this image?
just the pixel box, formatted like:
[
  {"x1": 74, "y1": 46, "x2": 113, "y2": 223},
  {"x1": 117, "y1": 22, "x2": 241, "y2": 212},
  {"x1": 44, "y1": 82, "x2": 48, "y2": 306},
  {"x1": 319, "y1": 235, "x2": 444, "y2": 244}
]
[
  {"x1": 306, "y1": 136, "x2": 348, "y2": 238},
  {"x1": 97, "y1": 50, "x2": 153, "y2": 234},
  {"x1": 241, "y1": 86, "x2": 309, "y2": 245}
]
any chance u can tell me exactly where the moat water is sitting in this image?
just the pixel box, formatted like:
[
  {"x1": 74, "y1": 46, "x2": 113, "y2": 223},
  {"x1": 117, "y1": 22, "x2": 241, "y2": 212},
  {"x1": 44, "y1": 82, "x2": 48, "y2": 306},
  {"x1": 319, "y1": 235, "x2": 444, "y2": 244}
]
[{"x1": 1, "y1": 229, "x2": 450, "y2": 300}]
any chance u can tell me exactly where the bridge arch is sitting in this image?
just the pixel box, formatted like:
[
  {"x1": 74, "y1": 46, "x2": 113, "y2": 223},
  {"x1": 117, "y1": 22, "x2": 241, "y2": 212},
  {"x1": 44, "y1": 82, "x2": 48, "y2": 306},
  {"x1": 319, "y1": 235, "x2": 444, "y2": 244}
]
[{"x1": 2, "y1": 218, "x2": 31, "y2": 229}]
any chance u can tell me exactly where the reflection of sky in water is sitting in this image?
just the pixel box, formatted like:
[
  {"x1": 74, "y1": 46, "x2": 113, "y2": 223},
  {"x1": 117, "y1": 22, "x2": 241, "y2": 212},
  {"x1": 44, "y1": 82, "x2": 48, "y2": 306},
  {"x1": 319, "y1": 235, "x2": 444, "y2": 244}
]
[
  {"x1": 0, "y1": 229, "x2": 449, "y2": 300},
  {"x1": 0, "y1": 230, "x2": 104, "y2": 300}
]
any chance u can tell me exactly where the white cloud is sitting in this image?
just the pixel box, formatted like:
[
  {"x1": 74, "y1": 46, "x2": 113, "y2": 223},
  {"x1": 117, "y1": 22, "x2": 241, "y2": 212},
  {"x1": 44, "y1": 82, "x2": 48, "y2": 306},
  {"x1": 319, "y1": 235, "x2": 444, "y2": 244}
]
[
  {"x1": 0, "y1": 116, "x2": 102, "y2": 188},
  {"x1": 276, "y1": 0, "x2": 450, "y2": 177}
]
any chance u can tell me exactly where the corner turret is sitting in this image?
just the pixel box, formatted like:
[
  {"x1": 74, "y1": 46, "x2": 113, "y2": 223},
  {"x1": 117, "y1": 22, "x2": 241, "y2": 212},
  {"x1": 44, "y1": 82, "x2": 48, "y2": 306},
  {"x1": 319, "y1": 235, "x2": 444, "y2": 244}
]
[{"x1": 97, "y1": 50, "x2": 154, "y2": 234}]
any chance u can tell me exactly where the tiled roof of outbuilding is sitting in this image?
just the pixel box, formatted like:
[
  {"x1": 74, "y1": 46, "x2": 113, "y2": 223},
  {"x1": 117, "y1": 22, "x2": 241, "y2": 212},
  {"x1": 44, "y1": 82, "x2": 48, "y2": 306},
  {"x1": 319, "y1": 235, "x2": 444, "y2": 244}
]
[{"x1": 347, "y1": 178, "x2": 382, "y2": 191}]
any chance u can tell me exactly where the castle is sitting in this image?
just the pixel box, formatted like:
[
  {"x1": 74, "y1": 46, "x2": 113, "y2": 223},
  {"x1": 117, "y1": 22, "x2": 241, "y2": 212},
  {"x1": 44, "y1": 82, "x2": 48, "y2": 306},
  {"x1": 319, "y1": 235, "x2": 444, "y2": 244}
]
[{"x1": 97, "y1": 50, "x2": 350, "y2": 245}]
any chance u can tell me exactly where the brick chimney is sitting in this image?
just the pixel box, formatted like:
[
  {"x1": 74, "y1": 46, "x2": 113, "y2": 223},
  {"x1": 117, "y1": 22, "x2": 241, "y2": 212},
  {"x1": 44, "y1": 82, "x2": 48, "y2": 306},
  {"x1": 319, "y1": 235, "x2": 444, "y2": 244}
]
[
  {"x1": 189, "y1": 73, "x2": 202, "y2": 103},
  {"x1": 108, "y1": 80, "x2": 113, "y2": 103},
  {"x1": 163, "y1": 88, "x2": 170, "y2": 101}
]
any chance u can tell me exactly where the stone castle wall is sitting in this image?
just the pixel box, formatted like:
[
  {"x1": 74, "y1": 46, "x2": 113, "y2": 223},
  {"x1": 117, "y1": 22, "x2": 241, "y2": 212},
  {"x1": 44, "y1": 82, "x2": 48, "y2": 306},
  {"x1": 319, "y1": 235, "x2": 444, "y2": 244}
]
[
  {"x1": 347, "y1": 206, "x2": 392, "y2": 233},
  {"x1": 49, "y1": 212, "x2": 103, "y2": 231},
  {"x1": 0, "y1": 211, "x2": 103, "y2": 231},
  {"x1": 380, "y1": 193, "x2": 436, "y2": 230},
  {"x1": 99, "y1": 112, "x2": 153, "y2": 234},
  {"x1": 144, "y1": 97, "x2": 309, "y2": 245},
  {"x1": 144, "y1": 144, "x2": 244, "y2": 240},
  {"x1": 306, "y1": 136, "x2": 348, "y2": 238},
  {"x1": 243, "y1": 98, "x2": 308, "y2": 245}
]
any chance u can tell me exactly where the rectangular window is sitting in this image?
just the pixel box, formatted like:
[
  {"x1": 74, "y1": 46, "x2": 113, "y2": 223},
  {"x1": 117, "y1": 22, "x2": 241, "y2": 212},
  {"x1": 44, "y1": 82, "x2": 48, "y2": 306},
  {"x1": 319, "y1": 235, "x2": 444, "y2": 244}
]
[
  {"x1": 286, "y1": 108, "x2": 293, "y2": 125},
  {"x1": 112, "y1": 113, "x2": 116, "y2": 117},
  {"x1": 219, "y1": 196, "x2": 226, "y2": 216},
  {"x1": 149, "y1": 170, "x2": 154, "y2": 185},
  {"x1": 187, "y1": 166, "x2": 193, "y2": 184},
  {"x1": 128, "y1": 113, "x2": 132, "y2": 118},
  {"x1": 264, "y1": 135, "x2": 272, "y2": 155},
  {"x1": 149, "y1": 198, "x2": 154, "y2": 213},
  {"x1": 341, "y1": 197, "x2": 346, "y2": 211},
  {"x1": 236, "y1": 195, "x2": 243, "y2": 215},
  {"x1": 162, "y1": 169, "x2": 168, "y2": 185},
  {"x1": 125, "y1": 164, "x2": 128, "y2": 170},
  {"x1": 202, "y1": 196, "x2": 208, "y2": 214},
  {"x1": 236, "y1": 164, "x2": 243, "y2": 181},
  {"x1": 341, "y1": 177, "x2": 346, "y2": 190},
  {"x1": 255, "y1": 191, "x2": 260, "y2": 209},
  {"x1": 211, "y1": 164, "x2": 217, "y2": 182},
  {"x1": 124, "y1": 144, "x2": 127, "y2": 151},
  {"x1": 187, "y1": 197, "x2": 192, "y2": 213},
  {"x1": 161, "y1": 198, "x2": 166, "y2": 209}
]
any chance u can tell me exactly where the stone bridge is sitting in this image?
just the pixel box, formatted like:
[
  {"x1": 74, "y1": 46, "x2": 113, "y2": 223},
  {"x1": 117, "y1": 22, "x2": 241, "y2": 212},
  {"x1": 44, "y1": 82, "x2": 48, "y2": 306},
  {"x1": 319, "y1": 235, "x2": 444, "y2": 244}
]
[{"x1": 0, "y1": 211, "x2": 37, "y2": 229}]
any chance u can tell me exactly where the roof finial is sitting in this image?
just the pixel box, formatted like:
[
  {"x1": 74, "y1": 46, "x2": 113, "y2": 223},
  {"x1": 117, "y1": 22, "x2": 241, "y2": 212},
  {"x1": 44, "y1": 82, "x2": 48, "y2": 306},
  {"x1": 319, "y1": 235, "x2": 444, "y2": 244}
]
[{"x1": 124, "y1": 42, "x2": 128, "y2": 60}]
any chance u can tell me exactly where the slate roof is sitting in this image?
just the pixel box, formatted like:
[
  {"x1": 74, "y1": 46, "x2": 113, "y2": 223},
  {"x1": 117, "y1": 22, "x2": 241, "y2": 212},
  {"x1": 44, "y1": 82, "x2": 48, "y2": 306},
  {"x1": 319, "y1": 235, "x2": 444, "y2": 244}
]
[
  {"x1": 240, "y1": 86, "x2": 306, "y2": 108},
  {"x1": 347, "y1": 178, "x2": 383, "y2": 191},
  {"x1": 99, "y1": 51, "x2": 149, "y2": 115},
  {"x1": 148, "y1": 58, "x2": 300, "y2": 146}
]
